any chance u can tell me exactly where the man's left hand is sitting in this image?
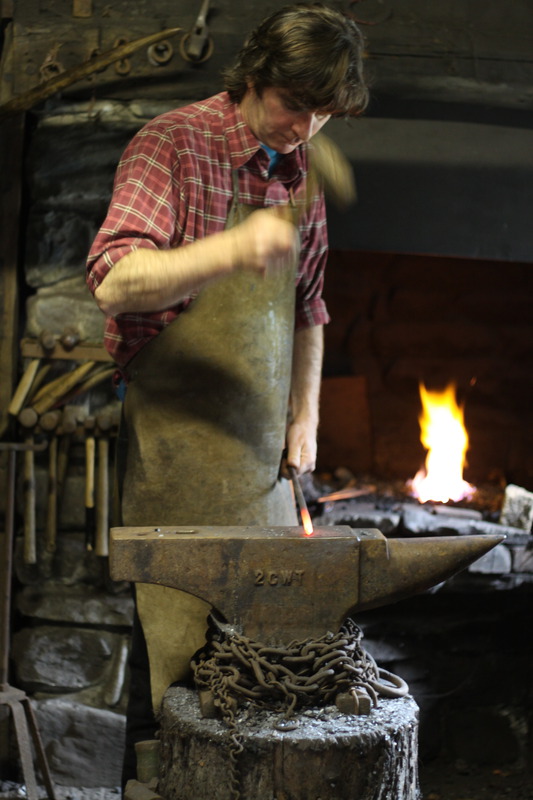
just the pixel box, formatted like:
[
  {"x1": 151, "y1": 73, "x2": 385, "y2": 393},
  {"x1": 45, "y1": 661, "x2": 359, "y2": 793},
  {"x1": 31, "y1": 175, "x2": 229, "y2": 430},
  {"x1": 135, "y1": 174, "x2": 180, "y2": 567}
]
[{"x1": 282, "y1": 420, "x2": 317, "y2": 477}]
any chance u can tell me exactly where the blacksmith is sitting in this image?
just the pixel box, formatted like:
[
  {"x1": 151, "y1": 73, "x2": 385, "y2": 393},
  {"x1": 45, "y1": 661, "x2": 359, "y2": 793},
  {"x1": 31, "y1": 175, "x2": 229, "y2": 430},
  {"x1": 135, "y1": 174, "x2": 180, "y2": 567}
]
[{"x1": 86, "y1": 2, "x2": 368, "y2": 787}]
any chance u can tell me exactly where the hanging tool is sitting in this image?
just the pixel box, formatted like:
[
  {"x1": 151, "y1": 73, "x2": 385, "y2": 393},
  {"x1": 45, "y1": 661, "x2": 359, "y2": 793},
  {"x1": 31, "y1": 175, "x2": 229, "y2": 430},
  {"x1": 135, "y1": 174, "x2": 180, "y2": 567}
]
[
  {"x1": 27, "y1": 363, "x2": 53, "y2": 402},
  {"x1": 16, "y1": 414, "x2": 47, "y2": 564},
  {"x1": 40, "y1": 410, "x2": 62, "y2": 553},
  {"x1": 23, "y1": 435, "x2": 37, "y2": 564},
  {"x1": 0, "y1": 441, "x2": 57, "y2": 800},
  {"x1": 7, "y1": 359, "x2": 42, "y2": 418},
  {"x1": 17, "y1": 408, "x2": 50, "y2": 564},
  {"x1": 84, "y1": 416, "x2": 96, "y2": 551},
  {"x1": 179, "y1": 0, "x2": 214, "y2": 63},
  {"x1": 56, "y1": 405, "x2": 79, "y2": 517},
  {"x1": 18, "y1": 407, "x2": 38, "y2": 430},
  {"x1": 58, "y1": 364, "x2": 115, "y2": 406},
  {"x1": 31, "y1": 360, "x2": 96, "y2": 415},
  {"x1": 95, "y1": 410, "x2": 112, "y2": 557},
  {"x1": 0, "y1": 27, "x2": 183, "y2": 120}
]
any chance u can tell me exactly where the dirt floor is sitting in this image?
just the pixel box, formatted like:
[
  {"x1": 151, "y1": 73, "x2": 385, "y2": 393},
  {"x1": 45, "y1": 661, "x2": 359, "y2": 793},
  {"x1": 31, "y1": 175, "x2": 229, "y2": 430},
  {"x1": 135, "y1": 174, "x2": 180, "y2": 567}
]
[
  {"x1": 2, "y1": 761, "x2": 532, "y2": 799},
  {"x1": 419, "y1": 760, "x2": 533, "y2": 800}
]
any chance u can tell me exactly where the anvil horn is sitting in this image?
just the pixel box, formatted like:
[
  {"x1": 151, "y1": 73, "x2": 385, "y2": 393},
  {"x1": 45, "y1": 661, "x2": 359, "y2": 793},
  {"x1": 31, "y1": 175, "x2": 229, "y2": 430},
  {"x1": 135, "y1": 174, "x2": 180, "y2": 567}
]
[
  {"x1": 110, "y1": 526, "x2": 504, "y2": 645},
  {"x1": 354, "y1": 533, "x2": 504, "y2": 614}
]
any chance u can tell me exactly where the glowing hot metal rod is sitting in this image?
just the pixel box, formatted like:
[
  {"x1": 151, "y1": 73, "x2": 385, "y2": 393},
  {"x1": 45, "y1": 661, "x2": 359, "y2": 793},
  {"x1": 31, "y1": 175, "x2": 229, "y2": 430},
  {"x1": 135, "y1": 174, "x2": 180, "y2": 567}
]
[{"x1": 288, "y1": 466, "x2": 314, "y2": 535}]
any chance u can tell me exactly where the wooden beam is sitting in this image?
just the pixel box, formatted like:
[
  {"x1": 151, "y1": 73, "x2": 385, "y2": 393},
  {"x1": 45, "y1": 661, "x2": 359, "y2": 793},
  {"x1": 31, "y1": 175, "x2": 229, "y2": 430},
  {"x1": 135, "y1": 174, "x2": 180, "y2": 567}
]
[
  {"x1": 0, "y1": 18, "x2": 24, "y2": 437},
  {"x1": 20, "y1": 337, "x2": 113, "y2": 363}
]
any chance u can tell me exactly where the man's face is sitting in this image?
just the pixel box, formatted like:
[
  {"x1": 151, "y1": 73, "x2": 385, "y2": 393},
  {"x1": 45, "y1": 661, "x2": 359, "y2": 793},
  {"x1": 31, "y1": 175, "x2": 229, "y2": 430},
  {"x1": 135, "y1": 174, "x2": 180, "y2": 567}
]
[{"x1": 240, "y1": 86, "x2": 331, "y2": 154}]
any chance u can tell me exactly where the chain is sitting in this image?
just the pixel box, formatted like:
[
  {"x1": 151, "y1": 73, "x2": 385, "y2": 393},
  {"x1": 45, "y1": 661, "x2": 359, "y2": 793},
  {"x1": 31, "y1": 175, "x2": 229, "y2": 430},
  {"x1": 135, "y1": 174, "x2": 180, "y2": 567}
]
[
  {"x1": 191, "y1": 617, "x2": 409, "y2": 800},
  {"x1": 208, "y1": 670, "x2": 243, "y2": 800}
]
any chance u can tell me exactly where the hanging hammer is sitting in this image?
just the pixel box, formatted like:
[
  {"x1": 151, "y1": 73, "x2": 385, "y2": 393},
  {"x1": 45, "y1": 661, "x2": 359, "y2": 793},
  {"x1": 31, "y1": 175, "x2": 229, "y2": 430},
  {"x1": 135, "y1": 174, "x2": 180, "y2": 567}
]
[{"x1": 39, "y1": 410, "x2": 63, "y2": 553}]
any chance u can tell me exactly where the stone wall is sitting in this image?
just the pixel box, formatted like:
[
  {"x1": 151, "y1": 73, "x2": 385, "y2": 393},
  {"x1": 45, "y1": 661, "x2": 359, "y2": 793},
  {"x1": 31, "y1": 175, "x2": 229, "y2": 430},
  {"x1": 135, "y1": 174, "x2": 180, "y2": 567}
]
[
  {"x1": 1, "y1": 100, "x2": 142, "y2": 787},
  {"x1": 5, "y1": 515, "x2": 133, "y2": 786}
]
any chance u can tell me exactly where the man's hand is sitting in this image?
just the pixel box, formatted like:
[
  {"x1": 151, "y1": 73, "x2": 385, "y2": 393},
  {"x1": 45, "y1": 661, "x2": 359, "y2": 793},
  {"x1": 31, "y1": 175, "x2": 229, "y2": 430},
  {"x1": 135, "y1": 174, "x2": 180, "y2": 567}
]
[
  {"x1": 281, "y1": 325, "x2": 324, "y2": 478},
  {"x1": 228, "y1": 208, "x2": 300, "y2": 276},
  {"x1": 284, "y1": 419, "x2": 318, "y2": 476}
]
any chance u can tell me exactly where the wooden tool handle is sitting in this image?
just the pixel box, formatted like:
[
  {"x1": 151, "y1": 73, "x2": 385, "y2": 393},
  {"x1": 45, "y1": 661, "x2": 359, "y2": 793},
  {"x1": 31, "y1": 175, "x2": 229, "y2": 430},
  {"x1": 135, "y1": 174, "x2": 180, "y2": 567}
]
[
  {"x1": 65, "y1": 366, "x2": 115, "y2": 403},
  {"x1": 45, "y1": 435, "x2": 58, "y2": 553},
  {"x1": 85, "y1": 432, "x2": 96, "y2": 551},
  {"x1": 27, "y1": 363, "x2": 52, "y2": 401},
  {"x1": 8, "y1": 359, "x2": 41, "y2": 417},
  {"x1": 95, "y1": 436, "x2": 109, "y2": 557},
  {"x1": 32, "y1": 360, "x2": 96, "y2": 415},
  {"x1": 56, "y1": 405, "x2": 78, "y2": 505},
  {"x1": 23, "y1": 436, "x2": 37, "y2": 565}
]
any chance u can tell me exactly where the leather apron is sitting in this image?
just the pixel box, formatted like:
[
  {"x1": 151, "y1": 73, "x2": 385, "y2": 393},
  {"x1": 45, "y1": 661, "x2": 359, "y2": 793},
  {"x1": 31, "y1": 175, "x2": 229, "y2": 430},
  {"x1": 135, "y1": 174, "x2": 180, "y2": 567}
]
[{"x1": 121, "y1": 175, "x2": 298, "y2": 710}]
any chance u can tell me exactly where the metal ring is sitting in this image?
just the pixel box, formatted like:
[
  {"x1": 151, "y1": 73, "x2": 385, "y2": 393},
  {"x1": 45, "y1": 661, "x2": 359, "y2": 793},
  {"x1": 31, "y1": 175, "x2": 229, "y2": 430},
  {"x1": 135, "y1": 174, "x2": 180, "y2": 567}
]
[
  {"x1": 40, "y1": 60, "x2": 64, "y2": 81},
  {"x1": 113, "y1": 38, "x2": 132, "y2": 76},
  {"x1": 179, "y1": 32, "x2": 214, "y2": 63},
  {"x1": 368, "y1": 668, "x2": 409, "y2": 698},
  {"x1": 147, "y1": 40, "x2": 174, "y2": 66},
  {"x1": 115, "y1": 59, "x2": 131, "y2": 76}
]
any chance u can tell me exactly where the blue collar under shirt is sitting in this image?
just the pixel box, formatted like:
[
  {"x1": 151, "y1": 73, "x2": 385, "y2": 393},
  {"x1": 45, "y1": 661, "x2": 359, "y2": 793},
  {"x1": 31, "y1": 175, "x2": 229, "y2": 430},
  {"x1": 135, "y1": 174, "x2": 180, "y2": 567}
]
[{"x1": 261, "y1": 143, "x2": 283, "y2": 176}]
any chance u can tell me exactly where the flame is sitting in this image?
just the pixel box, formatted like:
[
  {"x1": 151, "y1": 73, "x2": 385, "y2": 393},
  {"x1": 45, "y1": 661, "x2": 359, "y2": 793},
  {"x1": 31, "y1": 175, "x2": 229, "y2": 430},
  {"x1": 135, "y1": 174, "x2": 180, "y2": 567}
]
[
  {"x1": 410, "y1": 382, "x2": 475, "y2": 504},
  {"x1": 300, "y1": 507, "x2": 314, "y2": 536}
]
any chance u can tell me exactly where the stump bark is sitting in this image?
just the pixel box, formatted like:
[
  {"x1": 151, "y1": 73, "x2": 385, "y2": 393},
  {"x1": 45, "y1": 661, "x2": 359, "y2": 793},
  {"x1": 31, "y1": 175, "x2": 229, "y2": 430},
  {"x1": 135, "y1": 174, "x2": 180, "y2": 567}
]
[{"x1": 158, "y1": 686, "x2": 420, "y2": 800}]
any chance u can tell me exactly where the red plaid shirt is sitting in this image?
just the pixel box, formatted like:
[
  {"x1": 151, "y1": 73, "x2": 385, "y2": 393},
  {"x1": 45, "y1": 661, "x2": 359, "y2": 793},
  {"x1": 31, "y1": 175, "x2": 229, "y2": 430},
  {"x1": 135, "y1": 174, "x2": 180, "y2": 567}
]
[{"x1": 86, "y1": 92, "x2": 330, "y2": 369}]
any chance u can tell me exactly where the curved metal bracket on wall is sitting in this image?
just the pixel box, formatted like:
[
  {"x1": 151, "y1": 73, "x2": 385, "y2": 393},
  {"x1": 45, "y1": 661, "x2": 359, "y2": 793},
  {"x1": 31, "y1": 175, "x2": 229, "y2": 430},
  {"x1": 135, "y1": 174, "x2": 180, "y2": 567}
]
[{"x1": 113, "y1": 37, "x2": 132, "y2": 76}]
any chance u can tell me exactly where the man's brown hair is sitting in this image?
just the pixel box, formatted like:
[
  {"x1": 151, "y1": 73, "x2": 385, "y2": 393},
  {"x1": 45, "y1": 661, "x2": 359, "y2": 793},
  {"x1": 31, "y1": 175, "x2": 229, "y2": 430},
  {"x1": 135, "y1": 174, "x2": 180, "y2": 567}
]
[{"x1": 223, "y1": 3, "x2": 368, "y2": 117}]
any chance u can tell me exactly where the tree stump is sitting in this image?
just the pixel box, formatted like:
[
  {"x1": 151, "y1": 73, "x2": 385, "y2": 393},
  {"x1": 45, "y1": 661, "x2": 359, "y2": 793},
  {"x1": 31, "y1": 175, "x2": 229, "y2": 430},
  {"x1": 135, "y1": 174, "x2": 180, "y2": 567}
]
[{"x1": 158, "y1": 687, "x2": 420, "y2": 800}]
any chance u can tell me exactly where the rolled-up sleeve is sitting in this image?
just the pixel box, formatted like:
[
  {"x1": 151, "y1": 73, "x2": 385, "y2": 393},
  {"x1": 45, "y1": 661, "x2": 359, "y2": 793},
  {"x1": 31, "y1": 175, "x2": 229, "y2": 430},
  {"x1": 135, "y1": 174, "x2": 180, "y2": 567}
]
[
  {"x1": 86, "y1": 125, "x2": 180, "y2": 295},
  {"x1": 295, "y1": 190, "x2": 330, "y2": 330}
]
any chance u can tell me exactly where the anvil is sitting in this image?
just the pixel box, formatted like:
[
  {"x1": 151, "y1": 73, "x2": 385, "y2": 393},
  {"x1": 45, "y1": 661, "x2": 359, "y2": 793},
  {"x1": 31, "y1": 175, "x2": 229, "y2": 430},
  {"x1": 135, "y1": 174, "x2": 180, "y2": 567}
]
[{"x1": 110, "y1": 526, "x2": 503, "y2": 644}]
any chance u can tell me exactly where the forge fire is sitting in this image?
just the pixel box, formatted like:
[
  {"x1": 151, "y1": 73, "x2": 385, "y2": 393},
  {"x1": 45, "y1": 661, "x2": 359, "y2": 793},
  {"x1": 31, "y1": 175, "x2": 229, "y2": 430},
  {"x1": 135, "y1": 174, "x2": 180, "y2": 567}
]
[{"x1": 409, "y1": 382, "x2": 476, "y2": 505}]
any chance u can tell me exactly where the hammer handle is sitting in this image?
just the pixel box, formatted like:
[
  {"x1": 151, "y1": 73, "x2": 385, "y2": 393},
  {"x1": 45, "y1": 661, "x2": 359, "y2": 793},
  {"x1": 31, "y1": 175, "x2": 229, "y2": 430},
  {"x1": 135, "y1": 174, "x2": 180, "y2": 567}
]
[
  {"x1": 32, "y1": 361, "x2": 96, "y2": 415},
  {"x1": 45, "y1": 435, "x2": 58, "y2": 552},
  {"x1": 27, "y1": 363, "x2": 52, "y2": 401},
  {"x1": 85, "y1": 432, "x2": 96, "y2": 550},
  {"x1": 95, "y1": 436, "x2": 109, "y2": 557},
  {"x1": 8, "y1": 359, "x2": 41, "y2": 416},
  {"x1": 23, "y1": 436, "x2": 37, "y2": 564}
]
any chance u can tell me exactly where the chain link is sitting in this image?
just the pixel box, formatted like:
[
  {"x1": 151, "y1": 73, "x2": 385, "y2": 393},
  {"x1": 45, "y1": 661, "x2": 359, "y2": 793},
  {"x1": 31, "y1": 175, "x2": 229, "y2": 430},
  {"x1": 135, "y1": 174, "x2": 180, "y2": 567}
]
[{"x1": 191, "y1": 617, "x2": 408, "y2": 800}]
